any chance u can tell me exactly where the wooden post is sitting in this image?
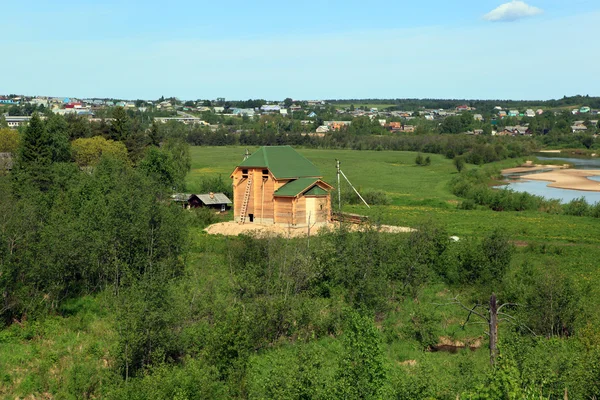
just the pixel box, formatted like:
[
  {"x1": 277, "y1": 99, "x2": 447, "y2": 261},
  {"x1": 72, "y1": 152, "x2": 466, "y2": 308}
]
[{"x1": 489, "y1": 293, "x2": 498, "y2": 366}]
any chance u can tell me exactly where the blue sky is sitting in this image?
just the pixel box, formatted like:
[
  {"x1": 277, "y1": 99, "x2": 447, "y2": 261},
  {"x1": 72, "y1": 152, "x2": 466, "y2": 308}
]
[{"x1": 2, "y1": 0, "x2": 599, "y2": 100}]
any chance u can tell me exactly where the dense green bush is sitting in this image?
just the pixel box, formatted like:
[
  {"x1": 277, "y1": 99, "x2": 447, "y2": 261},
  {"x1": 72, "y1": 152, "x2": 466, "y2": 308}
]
[{"x1": 197, "y1": 174, "x2": 233, "y2": 199}]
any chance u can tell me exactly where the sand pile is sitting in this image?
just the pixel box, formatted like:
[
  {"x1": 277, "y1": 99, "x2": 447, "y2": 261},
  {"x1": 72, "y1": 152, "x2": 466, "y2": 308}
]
[{"x1": 204, "y1": 221, "x2": 414, "y2": 237}]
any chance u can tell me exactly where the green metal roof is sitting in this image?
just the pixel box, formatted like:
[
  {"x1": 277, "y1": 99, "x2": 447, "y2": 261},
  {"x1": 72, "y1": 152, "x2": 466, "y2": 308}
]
[
  {"x1": 238, "y1": 146, "x2": 321, "y2": 179},
  {"x1": 274, "y1": 178, "x2": 320, "y2": 197},
  {"x1": 305, "y1": 186, "x2": 328, "y2": 196}
]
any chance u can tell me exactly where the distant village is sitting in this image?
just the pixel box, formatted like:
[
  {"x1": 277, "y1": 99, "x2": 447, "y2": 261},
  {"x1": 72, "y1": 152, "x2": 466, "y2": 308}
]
[{"x1": 1, "y1": 94, "x2": 599, "y2": 137}]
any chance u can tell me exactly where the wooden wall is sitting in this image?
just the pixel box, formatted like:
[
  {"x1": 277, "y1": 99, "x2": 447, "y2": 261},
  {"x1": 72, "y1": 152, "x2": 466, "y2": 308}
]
[{"x1": 232, "y1": 167, "x2": 332, "y2": 226}]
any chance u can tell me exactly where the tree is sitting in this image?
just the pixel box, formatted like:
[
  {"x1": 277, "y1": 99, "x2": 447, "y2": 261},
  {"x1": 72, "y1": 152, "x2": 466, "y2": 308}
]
[
  {"x1": 45, "y1": 114, "x2": 71, "y2": 162},
  {"x1": 579, "y1": 134, "x2": 594, "y2": 150},
  {"x1": 283, "y1": 98, "x2": 293, "y2": 108},
  {"x1": 335, "y1": 311, "x2": 387, "y2": 399},
  {"x1": 0, "y1": 128, "x2": 19, "y2": 153},
  {"x1": 14, "y1": 113, "x2": 53, "y2": 191},
  {"x1": 453, "y1": 156, "x2": 466, "y2": 172},
  {"x1": 110, "y1": 107, "x2": 131, "y2": 141},
  {"x1": 148, "y1": 121, "x2": 163, "y2": 147},
  {"x1": 72, "y1": 136, "x2": 129, "y2": 167},
  {"x1": 138, "y1": 147, "x2": 180, "y2": 190}
]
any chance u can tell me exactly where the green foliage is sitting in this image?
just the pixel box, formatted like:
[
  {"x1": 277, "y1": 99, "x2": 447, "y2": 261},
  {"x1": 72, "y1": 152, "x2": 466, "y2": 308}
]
[
  {"x1": 341, "y1": 188, "x2": 390, "y2": 206},
  {"x1": 0, "y1": 128, "x2": 19, "y2": 153},
  {"x1": 453, "y1": 229, "x2": 513, "y2": 287},
  {"x1": 404, "y1": 305, "x2": 441, "y2": 350},
  {"x1": 563, "y1": 197, "x2": 590, "y2": 216},
  {"x1": 13, "y1": 113, "x2": 53, "y2": 191},
  {"x1": 517, "y1": 264, "x2": 582, "y2": 338},
  {"x1": 116, "y1": 269, "x2": 180, "y2": 379},
  {"x1": 45, "y1": 113, "x2": 72, "y2": 163},
  {"x1": 139, "y1": 146, "x2": 181, "y2": 190},
  {"x1": 197, "y1": 174, "x2": 233, "y2": 200},
  {"x1": 110, "y1": 107, "x2": 131, "y2": 141},
  {"x1": 453, "y1": 155, "x2": 465, "y2": 172},
  {"x1": 108, "y1": 358, "x2": 226, "y2": 399},
  {"x1": 334, "y1": 311, "x2": 387, "y2": 399},
  {"x1": 72, "y1": 136, "x2": 129, "y2": 167}
]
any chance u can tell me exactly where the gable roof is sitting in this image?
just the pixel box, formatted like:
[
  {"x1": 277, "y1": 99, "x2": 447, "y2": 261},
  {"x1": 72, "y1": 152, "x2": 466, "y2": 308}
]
[
  {"x1": 305, "y1": 185, "x2": 329, "y2": 196},
  {"x1": 274, "y1": 178, "x2": 331, "y2": 197},
  {"x1": 195, "y1": 193, "x2": 232, "y2": 205},
  {"x1": 237, "y1": 146, "x2": 321, "y2": 179}
]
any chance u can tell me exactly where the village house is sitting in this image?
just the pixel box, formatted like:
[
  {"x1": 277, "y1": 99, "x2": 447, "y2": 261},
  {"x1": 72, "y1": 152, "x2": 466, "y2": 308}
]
[
  {"x1": 3, "y1": 115, "x2": 38, "y2": 128},
  {"x1": 154, "y1": 117, "x2": 209, "y2": 125},
  {"x1": 172, "y1": 193, "x2": 232, "y2": 211},
  {"x1": 230, "y1": 146, "x2": 333, "y2": 227},
  {"x1": 497, "y1": 125, "x2": 529, "y2": 136},
  {"x1": 572, "y1": 125, "x2": 588, "y2": 133},
  {"x1": 386, "y1": 122, "x2": 415, "y2": 133},
  {"x1": 324, "y1": 121, "x2": 352, "y2": 130}
]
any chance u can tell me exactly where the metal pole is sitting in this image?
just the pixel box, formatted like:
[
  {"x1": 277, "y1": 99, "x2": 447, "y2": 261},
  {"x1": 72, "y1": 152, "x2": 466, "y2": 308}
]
[{"x1": 339, "y1": 170, "x2": 370, "y2": 208}]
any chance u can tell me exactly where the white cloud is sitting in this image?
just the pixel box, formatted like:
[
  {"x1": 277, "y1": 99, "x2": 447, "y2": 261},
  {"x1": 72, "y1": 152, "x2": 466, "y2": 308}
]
[{"x1": 484, "y1": 1, "x2": 543, "y2": 22}]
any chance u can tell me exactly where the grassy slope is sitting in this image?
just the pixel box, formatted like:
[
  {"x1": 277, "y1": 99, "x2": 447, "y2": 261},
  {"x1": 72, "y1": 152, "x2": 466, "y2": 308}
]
[{"x1": 4, "y1": 146, "x2": 600, "y2": 397}]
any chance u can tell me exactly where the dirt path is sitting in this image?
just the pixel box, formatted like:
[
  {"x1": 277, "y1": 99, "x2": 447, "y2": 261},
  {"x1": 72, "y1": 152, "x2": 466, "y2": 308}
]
[{"x1": 204, "y1": 221, "x2": 415, "y2": 237}]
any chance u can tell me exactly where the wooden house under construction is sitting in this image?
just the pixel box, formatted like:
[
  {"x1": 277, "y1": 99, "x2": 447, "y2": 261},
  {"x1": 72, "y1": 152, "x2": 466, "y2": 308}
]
[{"x1": 230, "y1": 146, "x2": 333, "y2": 227}]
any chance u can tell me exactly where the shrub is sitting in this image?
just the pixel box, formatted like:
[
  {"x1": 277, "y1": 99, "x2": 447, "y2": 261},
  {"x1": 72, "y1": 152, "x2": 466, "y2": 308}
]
[
  {"x1": 197, "y1": 174, "x2": 233, "y2": 199},
  {"x1": 341, "y1": 189, "x2": 390, "y2": 206},
  {"x1": 458, "y1": 199, "x2": 477, "y2": 210},
  {"x1": 415, "y1": 153, "x2": 424, "y2": 166},
  {"x1": 453, "y1": 156, "x2": 466, "y2": 172},
  {"x1": 590, "y1": 202, "x2": 600, "y2": 218},
  {"x1": 563, "y1": 197, "x2": 590, "y2": 217}
]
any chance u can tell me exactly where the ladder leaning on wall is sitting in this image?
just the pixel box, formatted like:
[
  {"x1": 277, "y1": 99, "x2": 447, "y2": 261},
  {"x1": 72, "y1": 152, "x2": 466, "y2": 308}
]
[{"x1": 238, "y1": 177, "x2": 253, "y2": 224}]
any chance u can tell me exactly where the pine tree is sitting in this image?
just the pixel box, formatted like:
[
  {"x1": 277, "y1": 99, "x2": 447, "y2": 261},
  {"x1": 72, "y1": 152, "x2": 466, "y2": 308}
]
[
  {"x1": 20, "y1": 114, "x2": 51, "y2": 165},
  {"x1": 110, "y1": 106, "x2": 131, "y2": 141},
  {"x1": 45, "y1": 114, "x2": 71, "y2": 162},
  {"x1": 15, "y1": 114, "x2": 53, "y2": 191}
]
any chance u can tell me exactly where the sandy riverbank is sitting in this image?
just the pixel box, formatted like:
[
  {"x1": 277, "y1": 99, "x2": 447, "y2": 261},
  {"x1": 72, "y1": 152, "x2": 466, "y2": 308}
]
[
  {"x1": 204, "y1": 221, "x2": 414, "y2": 237},
  {"x1": 520, "y1": 169, "x2": 600, "y2": 192},
  {"x1": 502, "y1": 163, "x2": 568, "y2": 174}
]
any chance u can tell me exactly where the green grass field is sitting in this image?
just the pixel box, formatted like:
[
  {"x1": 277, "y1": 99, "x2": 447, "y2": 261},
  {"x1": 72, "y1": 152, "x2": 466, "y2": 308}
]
[
  {"x1": 187, "y1": 146, "x2": 600, "y2": 243},
  {"x1": 187, "y1": 146, "x2": 462, "y2": 203}
]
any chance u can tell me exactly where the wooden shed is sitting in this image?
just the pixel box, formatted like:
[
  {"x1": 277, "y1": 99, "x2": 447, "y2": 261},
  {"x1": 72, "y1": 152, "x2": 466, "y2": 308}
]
[{"x1": 230, "y1": 146, "x2": 333, "y2": 227}]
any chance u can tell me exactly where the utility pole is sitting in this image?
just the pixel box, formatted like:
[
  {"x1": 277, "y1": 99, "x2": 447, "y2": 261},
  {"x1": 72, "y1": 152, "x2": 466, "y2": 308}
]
[{"x1": 336, "y1": 159, "x2": 341, "y2": 210}]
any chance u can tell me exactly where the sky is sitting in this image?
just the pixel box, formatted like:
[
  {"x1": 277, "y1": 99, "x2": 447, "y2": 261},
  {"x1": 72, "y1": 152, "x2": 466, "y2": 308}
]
[{"x1": 2, "y1": 0, "x2": 599, "y2": 100}]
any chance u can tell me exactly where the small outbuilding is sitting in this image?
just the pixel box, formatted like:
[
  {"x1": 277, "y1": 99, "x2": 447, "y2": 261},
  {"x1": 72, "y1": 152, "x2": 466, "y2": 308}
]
[{"x1": 171, "y1": 192, "x2": 232, "y2": 211}]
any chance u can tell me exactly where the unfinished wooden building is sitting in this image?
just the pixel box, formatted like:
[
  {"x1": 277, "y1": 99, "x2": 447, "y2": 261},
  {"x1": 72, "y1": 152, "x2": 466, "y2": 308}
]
[{"x1": 230, "y1": 146, "x2": 333, "y2": 227}]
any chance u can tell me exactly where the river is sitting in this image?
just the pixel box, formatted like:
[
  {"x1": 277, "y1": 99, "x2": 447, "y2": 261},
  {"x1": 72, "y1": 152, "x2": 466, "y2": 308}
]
[{"x1": 501, "y1": 154, "x2": 600, "y2": 204}]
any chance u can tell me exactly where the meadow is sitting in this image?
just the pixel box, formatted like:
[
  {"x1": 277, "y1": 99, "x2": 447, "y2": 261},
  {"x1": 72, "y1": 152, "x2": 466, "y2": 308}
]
[{"x1": 4, "y1": 145, "x2": 600, "y2": 398}]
